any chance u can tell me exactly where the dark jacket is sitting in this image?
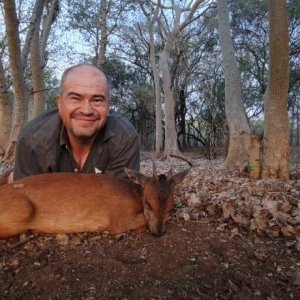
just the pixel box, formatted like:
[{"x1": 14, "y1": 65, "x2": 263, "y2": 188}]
[{"x1": 14, "y1": 108, "x2": 140, "y2": 180}]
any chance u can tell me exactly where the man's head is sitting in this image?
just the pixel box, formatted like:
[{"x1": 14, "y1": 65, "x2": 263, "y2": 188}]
[{"x1": 57, "y1": 63, "x2": 110, "y2": 143}]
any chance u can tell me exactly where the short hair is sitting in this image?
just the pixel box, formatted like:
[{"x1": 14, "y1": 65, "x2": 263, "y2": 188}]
[{"x1": 59, "y1": 63, "x2": 111, "y2": 99}]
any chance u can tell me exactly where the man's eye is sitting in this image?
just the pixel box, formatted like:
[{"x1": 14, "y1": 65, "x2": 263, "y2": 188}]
[
  {"x1": 69, "y1": 96, "x2": 80, "y2": 101},
  {"x1": 92, "y1": 98, "x2": 106, "y2": 106}
]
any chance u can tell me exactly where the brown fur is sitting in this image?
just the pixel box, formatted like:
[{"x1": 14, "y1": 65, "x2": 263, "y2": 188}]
[{"x1": 0, "y1": 169, "x2": 190, "y2": 238}]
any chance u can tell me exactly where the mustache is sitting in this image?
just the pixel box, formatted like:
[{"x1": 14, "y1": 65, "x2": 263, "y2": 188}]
[{"x1": 71, "y1": 112, "x2": 100, "y2": 120}]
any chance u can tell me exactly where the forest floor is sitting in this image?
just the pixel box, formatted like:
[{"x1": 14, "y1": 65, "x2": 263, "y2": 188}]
[{"x1": 0, "y1": 152, "x2": 300, "y2": 299}]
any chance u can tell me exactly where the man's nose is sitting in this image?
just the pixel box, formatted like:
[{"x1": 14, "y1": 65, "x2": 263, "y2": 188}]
[{"x1": 80, "y1": 100, "x2": 93, "y2": 114}]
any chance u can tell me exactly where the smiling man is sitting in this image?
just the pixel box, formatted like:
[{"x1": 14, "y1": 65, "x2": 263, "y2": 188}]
[{"x1": 13, "y1": 63, "x2": 140, "y2": 180}]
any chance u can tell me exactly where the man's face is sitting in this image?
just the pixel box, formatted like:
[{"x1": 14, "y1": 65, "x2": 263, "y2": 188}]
[{"x1": 57, "y1": 66, "x2": 110, "y2": 142}]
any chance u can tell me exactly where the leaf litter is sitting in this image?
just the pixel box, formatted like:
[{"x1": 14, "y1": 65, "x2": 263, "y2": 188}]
[{"x1": 153, "y1": 154, "x2": 300, "y2": 243}]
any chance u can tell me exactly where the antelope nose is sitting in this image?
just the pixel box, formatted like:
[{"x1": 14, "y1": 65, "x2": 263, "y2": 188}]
[
  {"x1": 154, "y1": 230, "x2": 165, "y2": 237},
  {"x1": 153, "y1": 222, "x2": 166, "y2": 237}
]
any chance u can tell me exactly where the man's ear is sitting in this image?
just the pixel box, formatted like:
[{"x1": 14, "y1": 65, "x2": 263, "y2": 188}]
[{"x1": 56, "y1": 95, "x2": 61, "y2": 107}]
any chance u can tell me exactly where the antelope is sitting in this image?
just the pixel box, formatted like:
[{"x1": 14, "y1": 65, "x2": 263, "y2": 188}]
[{"x1": 0, "y1": 168, "x2": 190, "y2": 238}]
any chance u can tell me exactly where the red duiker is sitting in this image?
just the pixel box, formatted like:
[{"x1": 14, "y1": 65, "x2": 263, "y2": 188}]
[{"x1": 0, "y1": 168, "x2": 190, "y2": 238}]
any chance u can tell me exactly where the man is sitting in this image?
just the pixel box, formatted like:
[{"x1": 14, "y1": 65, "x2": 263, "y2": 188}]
[{"x1": 12, "y1": 63, "x2": 140, "y2": 181}]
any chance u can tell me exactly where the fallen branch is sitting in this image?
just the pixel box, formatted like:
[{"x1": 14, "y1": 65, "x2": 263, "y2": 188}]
[{"x1": 169, "y1": 154, "x2": 194, "y2": 167}]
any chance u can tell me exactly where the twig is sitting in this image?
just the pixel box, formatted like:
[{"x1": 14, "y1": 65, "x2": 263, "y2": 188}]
[
  {"x1": 8, "y1": 235, "x2": 35, "y2": 250},
  {"x1": 169, "y1": 154, "x2": 194, "y2": 167}
]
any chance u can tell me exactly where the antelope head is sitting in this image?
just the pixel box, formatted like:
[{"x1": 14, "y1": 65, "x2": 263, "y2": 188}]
[{"x1": 125, "y1": 167, "x2": 190, "y2": 236}]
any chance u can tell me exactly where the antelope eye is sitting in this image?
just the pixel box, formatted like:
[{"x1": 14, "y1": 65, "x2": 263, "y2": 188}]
[{"x1": 145, "y1": 201, "x2": 153, "y2": 211}]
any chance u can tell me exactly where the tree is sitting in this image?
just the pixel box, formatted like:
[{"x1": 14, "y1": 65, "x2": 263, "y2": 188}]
[
  {"x1": 97, "y1": 0, "x2": 108, "y2": 68},
  {"x1": 262, "y1": 0, "x2": 289, "y2": 179},
  {"x1": 1, "y1": 0, "x2": 59, "y2": 159},
  {"x1": 29, "y1": 0, "x2": 59, "y2": 120},
  {"x1": 157, "y1": 0, "x2": 205, "y2": 157},
  {"x1": 229, "y1": 0, "x2": 269, "y2": 119},
  {"x1": 217, "y1": 0, "x2": 251, "y2": 170},
  {"x1": 29, "y1": 27, "x2": 45, "y2": 121},
  {"x1": 2, "y1": 0, "x2": 27, "y2": 160},
  {"x1": 139, "y1": 1, "x2": 163, "y2": 157},
  {"x1": 28, "y1": 0, "x2": 47, "y2": 120},
  {"x1": 66, "y1": 0, "x2": 127, "y2": 64},
  {"x1": 0, "y1": 57, "x2": 10, "y2": 156}
]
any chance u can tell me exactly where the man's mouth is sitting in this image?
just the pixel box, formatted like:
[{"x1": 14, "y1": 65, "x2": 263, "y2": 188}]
[{"x1": 71, "y1": 114, "x2": 100, "y2": 122}]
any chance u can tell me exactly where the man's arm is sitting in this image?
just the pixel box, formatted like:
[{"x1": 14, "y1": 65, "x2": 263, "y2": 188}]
[
  {"x1": 14, "y1": 135, "x2": 47, "y2": 180},
  {"x1": 104, "y1": 134, "x2": 140, "y2": 178}
]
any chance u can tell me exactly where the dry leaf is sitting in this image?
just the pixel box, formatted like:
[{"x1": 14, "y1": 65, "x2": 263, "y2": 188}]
[
  {"x1": 71, "y1": 236, "x2": 82, "y2": 246},
  {"x1": 264, "y1": 200, "x2": 279, "y2": 214},
  {"x1": 279, "y1": 200, "x2": 292, "y2": 213},
  {"x1": 290, "y1": 271, "x2": 300, "y2": 286},
  {"x1": 56, "y1": 234, "x2": 69, "y2": 246},
  {"x1": 216, "y1": 223, "x2": 227, "y2": 231},
  {"x1": 206, "y1": 203, "x2": 216, "y2": 216},
  {"x1": 231, "y1": 213, "x2": 250, "y2": 227},
  {"x1": 251, "y1": 214, "x2": 268, "y2": 234},
  {"x1": 182, "y1": 212, "x2": 190, "y2": 221},
  {"x1": 222, "y1": 202, "x2": 234, "y2": 220},
  {"x1": 9, "y1": 257, "x2": 20, "y2": 268},
  {"x1": 187, "y1": 193, "x2": 200, "y2": 207},
  {"x1": 19, "y1": 233, "x2": 28, "y2": 242},
  {"x1": 295, "y1": 225, "x2": 300, "y2": 236},
  {"x1": 291, "y1": 209, "x2": 300, "y2": 225},
  {"x1": 281, "y1": 225, "x2": 295, "y2": 237},
  {"x1": 296, "y1": 240, "x2": 300, "y2": 252}
]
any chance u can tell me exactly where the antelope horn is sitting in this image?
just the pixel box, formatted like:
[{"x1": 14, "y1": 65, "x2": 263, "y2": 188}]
[{"x1": 152, "y1": 157, "x2": 157, "y2": 178}]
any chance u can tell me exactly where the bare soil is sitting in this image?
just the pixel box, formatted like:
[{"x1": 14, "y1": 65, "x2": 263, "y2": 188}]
[{"x1": 0, "y1": 155, "x2": 299, "y2": 299}]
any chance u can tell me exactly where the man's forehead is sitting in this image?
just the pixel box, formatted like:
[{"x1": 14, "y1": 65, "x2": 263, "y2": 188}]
[
  {"x1": 59, "y1": 65, "x2": 110, "y2": 97},
  {"x1": 67, "y1": 67, "x2": 104, "y2": 79},
  {"x1": 66, "y1": 82, "x2": 104, "y2": 89}
]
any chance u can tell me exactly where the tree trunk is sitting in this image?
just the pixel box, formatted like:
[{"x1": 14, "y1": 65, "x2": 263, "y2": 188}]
[
  {"x1": 97, "y1": 0, "x2": 108, "y2": 68},
  {"x1": 178, "y1": 89, "x2": 187, "y2": 149},
  {"x1": 21, "y1": 0, "x2": 45, "y2": 72},
  {"x1": 297, "y1": 107, "x2": 300, "y2": 146},
  {"x1": 40, "y1": 0, "x2": 59, "y2": 66},
  {"x1": 0, "y1": 58, "x2": 10, "y2": 157},
  {"x1": 158, "y1": 0, "x2": 202, "y2": 157},
  {"x1": 140, "y1": 1, "x2": 163, "y2": 157},
  {"x1": 3, "y1": 0, "x2": 27, "y2": 160},
  {"x1": 248, "y1": 135, "x2": 261, "y2": 180},
  {"x1": 217, "y1": 0, "x2": 251, "y2": 170},
  {"x1": 28, "y1": 0, "x2": 47, "y2": 121},
  {"x1": 160, "y1": 42, "x2": 181, "y2": 156},
  {"x1": 151, "y1": 36, "x2": 163, "y2": 157},
  {"x1": 262, "y1": 0, "x2": 289, "y2": 180},
  {"x1": 28, "y1": 28, "x2": 45, "y2": 120}
]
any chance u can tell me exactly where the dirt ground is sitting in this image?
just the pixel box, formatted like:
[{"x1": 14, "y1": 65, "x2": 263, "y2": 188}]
[{"x1": 0, "y1": 154, "x2": 300, "y2": 299}]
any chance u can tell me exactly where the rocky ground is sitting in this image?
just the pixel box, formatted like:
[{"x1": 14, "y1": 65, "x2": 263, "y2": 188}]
[{"x1": 0, "y1": 153, "x2": 299, "y2": 299}]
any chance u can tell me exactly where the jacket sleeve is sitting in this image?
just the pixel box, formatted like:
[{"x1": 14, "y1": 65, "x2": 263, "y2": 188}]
[
  {"x1": 104, "y1": 134, "x2": 140, "y2": 178},
  {"x1": 13, "y1": 134, "x2": 50, "y2": 181}
]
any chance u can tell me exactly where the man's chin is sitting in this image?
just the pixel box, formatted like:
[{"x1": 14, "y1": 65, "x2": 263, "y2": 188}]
[{"x1": 70, "y1": 128, "x2": 97, "y2": 142}]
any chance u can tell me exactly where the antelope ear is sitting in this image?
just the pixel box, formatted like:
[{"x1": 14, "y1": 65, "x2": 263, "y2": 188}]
[
  {"x1": 170, "y1": 168, "x2": 191, "y2": 185},
  {"x1": 165, "y1": 168, "x2": 173, "y2": 179},
  {"x1": 124, "y1": 168, "x2": 148, "y2": 186}
]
